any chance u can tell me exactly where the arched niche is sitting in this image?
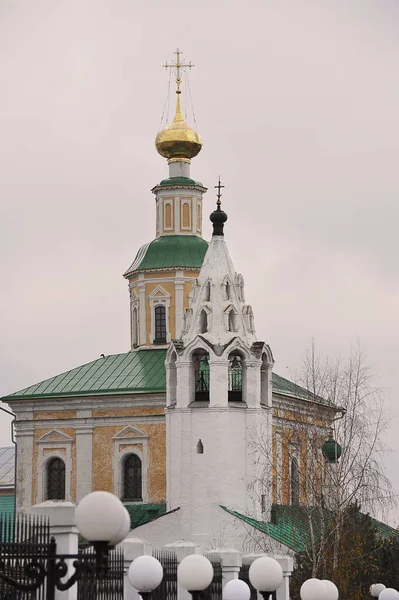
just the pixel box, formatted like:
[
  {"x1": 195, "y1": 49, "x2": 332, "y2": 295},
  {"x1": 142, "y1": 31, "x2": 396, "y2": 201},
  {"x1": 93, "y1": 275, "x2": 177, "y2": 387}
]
[
  {"x1": 192, "y1": 349, "x2": 210, "y2": 402},
  {"x1": 228, "y1": 351, "x2": 244, "y2": 402}
]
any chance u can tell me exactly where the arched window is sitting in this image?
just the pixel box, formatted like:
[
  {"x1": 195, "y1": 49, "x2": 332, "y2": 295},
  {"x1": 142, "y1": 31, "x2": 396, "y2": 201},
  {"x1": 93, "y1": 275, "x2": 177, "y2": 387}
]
[
  {"x1": 228, "y1": 310, "x2": 236, "y2": 332},
  {"x1": 199, "y1": 310, "x2": 208, "y2": 333},
  {"x1": 291, "y1": 457, "x2": 300, "y2": 505},
  {"x1": 225, "y1": 280, "x2": 231, "y2": 300},
  {"x1": 154, "y1": 305, "x2": 166, "y2": 342},
  {"x1": 123, "y1": 454, "x2": 142, "y2": 501},
  {"x1": 47, "y1": 457, "x2": 66, "y2": 500},
  {"x1": 132, "y1": 307, "x2": 138, "y2": 347}
]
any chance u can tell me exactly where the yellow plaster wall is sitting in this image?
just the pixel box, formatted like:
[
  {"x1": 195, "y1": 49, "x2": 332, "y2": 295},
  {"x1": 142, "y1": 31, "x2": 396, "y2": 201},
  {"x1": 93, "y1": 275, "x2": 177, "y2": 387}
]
[
  {"x1": 33, "y1": 411, "x2": 76, "y2": 420},
  {"x1": 144, "y1": 271, "x2": 175, "y2": 279},
  {"x1": 93, "y1": 407, "x2": 163, "y2": 418},
  {"x1": 92, "y1": 422, "x2": 166, "y2": 502}
]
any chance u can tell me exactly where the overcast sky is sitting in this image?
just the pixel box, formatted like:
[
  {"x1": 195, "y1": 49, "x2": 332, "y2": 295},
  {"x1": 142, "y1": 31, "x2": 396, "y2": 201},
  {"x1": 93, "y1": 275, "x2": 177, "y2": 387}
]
[{"x1": 0, "y1": 0, "x2": 398, "y2": 520}]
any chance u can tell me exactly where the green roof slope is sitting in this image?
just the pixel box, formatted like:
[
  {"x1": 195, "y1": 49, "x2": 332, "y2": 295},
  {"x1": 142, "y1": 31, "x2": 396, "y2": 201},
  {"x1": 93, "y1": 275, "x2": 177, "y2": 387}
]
[
  {"x1": 124, "y1": 235, "x2": 208, "y2": 274},
  {"x1": 221, "y1": 505, "x2": 399, "y2": 554},
  {"x1": 3, "y1": 350, "x2": 332, "y2": 403},
  {"x1": 3, "y1": 350, "x2": 166, "y2": 400}
]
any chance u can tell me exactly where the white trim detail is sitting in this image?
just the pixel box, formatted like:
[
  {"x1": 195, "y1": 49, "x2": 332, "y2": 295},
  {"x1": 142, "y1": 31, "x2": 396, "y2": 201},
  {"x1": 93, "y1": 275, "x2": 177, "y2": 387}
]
[
  {"x1": 112, "y1": 426, "x2": 149, "y2": 503},
  {"x1": 36, "y1": 430, "x2": 73, "y2": 503},
  {"x1": 149, "y1": 285, "x2": 171, "y2": 343}
]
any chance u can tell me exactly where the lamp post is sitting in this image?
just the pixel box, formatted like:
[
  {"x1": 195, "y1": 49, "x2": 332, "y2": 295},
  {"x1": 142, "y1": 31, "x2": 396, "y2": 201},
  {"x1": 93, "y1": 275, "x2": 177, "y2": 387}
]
[
  {"x1": 177, "y1": 554, "x2": 214, "y2": 600},
  {"x1": 223, "y1": 579, "x2": 251, "y2": 600},
  {"x1": 248, "y1": 556, "x2": 284, "y2": 600},
  {"x1": 128, "y1": 555, "x2": 164, "y2": 600},
  {"x1": 0, "y1": 490, "x2": 129, "y2": 600}
]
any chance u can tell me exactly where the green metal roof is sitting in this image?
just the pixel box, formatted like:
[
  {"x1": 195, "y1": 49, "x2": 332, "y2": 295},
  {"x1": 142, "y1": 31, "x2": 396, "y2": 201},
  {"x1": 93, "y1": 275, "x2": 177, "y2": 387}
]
[
  {"x1": 221, "y1": 504, "x2": 399, "y2": 554},
  {"x1": 2, "y1": 347, "x2": 330, "y2": 402},
  {"x1": 3, "y1": 350, "x2": 166, "y2": 400},
  {"x1": 0, "y1": 496, "x2": 14, "y2": 517},
  {"x1": 124, "y1": 235, "x2": 208, "y2": 275},
  {"x1": 124, "y1": 503, "x2": 166, "y2": 529},
  {"x1": 155, "y1": 176, "x2": 205, "y2": 188}
]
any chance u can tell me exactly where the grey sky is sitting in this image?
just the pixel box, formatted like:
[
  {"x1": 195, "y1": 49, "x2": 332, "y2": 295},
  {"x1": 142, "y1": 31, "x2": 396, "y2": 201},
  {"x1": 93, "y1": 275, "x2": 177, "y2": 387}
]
[{"x1": 1, "y1": 1, "x2": 398, "y2": 519}]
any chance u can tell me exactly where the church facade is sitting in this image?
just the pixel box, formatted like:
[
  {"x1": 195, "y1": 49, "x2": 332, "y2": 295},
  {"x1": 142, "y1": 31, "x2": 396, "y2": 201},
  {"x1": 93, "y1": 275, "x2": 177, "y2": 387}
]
[{"x1": 2, "y1": 58, "x2": 337, "y2": 551}]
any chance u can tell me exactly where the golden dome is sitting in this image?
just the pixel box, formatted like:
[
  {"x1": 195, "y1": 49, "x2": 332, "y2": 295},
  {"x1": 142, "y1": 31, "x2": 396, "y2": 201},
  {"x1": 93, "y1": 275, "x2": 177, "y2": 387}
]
[{"x1": 155, "y1": 94, "x2": 202, "y2": 163}]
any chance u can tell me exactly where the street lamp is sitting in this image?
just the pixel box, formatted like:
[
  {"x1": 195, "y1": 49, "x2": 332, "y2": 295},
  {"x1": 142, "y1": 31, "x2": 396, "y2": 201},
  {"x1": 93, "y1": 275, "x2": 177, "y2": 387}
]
[
  {"x1": 128, "y1": 555, "x2": 164, "y2": 600},
  {"x1": 300, "y1": 578, "x2": 327, "y2": 600},
  {"x1": 371, "y1": 585, "x2": 387, "y2": 598},
  {"x1": 223, "y1": 579, "x2": 251, "y2": 600},
  {"x1": 0, "y1": 490, "x2": 129, "y2": 600},
  {"x1": 178, "y1": 554, "x2": 214, "y2": 600},
  {"x1": 248, "y1": 556, "x2": 284, "y2": 600},
  {"x1": 379, "y1": 589, "x2": 399, "y2": 600}
]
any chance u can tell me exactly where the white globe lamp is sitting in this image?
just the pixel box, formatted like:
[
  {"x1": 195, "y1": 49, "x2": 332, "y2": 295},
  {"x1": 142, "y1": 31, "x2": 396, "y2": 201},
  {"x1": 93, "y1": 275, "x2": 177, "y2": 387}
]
[
  {"x1": 300, "y1": 578, "x2": 327, "y2": 600},
  {"x1": 249, "y1": 557, "x2": 283, "y2": 597},
  {"x1": 128, "y1": 555, "x2": 163, "y2": 596},
  {"x1": 110, "y1": 506, "x2": 131, "y2": 546},
  {"x1": 371, "y1": 585, "x2": 387, "y2": 598},
  {"x1": 322, "y1": 580, "x2": 339, "y2": 600},
  {"x1": 223, "y1": 579, "x2": 251, "y2": 600},
  {"x1": 75, "y1": 491, "x2": 127, "y2": 543},
  {"x1": 178, "y1": 555, "x2": 214, "y2": 598},
  {"x1": 379, "y1": 589, "x2": 399, "y2": 600}
]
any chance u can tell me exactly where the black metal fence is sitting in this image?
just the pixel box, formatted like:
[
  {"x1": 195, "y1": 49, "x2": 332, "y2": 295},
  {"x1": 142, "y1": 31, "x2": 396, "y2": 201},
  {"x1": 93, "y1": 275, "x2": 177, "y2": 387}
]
[
  {"x1": 239, "y1": 563, "x2": 258, "y2": 600},
  {"x1": 202, "y1": 554, "x2": 223, "y2": 600},
  {"x1": 152, "y1": 549, "x2": 178, "y2": 600},
  {"x1": 77, "y1": 545, "x2": 124, "y2": 600},
  {"x1": 0, "y1": 513, "x2": 124, "y2": 600},
  {"x1": 0, "y1": 512, "x2": 50, "y2": 600}
]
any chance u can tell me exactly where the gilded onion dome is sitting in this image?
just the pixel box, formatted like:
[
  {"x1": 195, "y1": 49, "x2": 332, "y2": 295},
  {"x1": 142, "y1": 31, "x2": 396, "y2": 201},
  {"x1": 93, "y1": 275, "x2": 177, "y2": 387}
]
[{"x1": 155, "y1": 93, "x2": 202, "y2": 163}]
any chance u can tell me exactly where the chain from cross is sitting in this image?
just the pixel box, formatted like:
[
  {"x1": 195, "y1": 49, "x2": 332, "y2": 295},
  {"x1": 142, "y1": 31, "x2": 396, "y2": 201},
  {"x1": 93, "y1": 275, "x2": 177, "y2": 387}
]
[
  {"x1": 163, "y1": 48, "x2": 194, "y2": 93},
  {"x1": 214, "y1": 177, "x2": 225, "y2": 205}
]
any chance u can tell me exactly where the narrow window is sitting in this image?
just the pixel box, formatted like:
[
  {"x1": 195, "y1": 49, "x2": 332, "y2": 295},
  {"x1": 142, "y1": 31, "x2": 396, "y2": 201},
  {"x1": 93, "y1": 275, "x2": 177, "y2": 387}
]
[
  {"x1": 165, "y1": 203, "x2": 172, "y2": 228},
  {"x1": 47, "y1": 457, "x2": 66, "y2": 500},
  {"x1": 123, "y1": 454, "x2": 142, "y2": 500},
  {"x1": 199, "y1": 310, "x2": 208, "y2": 333},
  {"x1": 196, "y1": 440, "x2": 204, "y2": 454},
  {"x1": 291, "y1": 457, "x2": 300, "y2": 505},
  {"x1": 225, "y1": 280, "x2": 231, "y2": 300},
  {"x1": 205, "y1": 281, "x2": 211, "y2": 302},
  {"x1": 182, "y1": 203, "x2": 190, "y2": 228},
  {"x1": 228, "y1": 310, "x2": 236, "y2": 332},
  {"x1": 132, "y1": 307, "x2": 138, "y2": 347},
  {"x1": 154, "y1": 305, "x2": 166, "y2": 342}
]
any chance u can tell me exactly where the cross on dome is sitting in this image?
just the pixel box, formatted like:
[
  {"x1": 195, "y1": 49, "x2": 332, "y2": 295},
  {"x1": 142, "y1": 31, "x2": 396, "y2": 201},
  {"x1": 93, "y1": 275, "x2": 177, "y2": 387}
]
[{"x1": 163, "y1": 48, "x2": 194, "y2": 95}]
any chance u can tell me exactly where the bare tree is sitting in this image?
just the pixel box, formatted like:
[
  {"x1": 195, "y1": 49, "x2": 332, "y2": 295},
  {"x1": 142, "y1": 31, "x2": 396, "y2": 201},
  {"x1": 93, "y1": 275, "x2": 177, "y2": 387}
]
[{"x1": 246, "y1": 341, "x2": 394, "y2": 579}]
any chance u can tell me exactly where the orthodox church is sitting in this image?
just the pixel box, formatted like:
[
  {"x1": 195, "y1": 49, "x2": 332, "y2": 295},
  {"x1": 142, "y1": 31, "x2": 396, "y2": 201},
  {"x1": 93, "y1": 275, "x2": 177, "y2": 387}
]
[{"x1": 2, "y1": 54, "x2": 337, "y2": 553}]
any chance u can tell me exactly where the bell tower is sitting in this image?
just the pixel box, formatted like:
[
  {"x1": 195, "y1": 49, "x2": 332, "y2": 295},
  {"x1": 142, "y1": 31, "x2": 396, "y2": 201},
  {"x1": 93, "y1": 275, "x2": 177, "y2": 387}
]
[
  {"x1": 124, "y1": 50, "x2": 208, "y2": 349},
  {"x1": 165, "y1": 183, "x2": 274, "y2": 543}
]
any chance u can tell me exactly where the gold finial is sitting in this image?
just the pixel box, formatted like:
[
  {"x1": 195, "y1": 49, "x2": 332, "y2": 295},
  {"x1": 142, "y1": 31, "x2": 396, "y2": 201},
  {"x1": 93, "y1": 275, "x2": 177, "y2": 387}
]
[
  {"x1": 163, "y1": 48, "x2": 194, "y2": 95},
  {"x1": 156, "y1": 49, "x2": 202, "y2": 163},
  {"x1": 214, "y1": 177, "x2": 225, "y2": 206}
]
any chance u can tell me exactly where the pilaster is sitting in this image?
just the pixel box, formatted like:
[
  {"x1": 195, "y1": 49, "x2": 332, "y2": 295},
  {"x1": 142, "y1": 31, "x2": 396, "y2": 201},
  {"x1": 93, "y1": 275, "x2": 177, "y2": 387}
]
[
  {"x1": 209, "y1": 359, "x2": 229, "y2": 407},
  {"x1": 14, "y1": 421, "x2": 34, "y2": 511},
  {"x1": 175, "y1": 271, "x2": 185, "y2": 338},
  {"x1": 75, "y1": 418, "x2": 93, "y2": 501}
]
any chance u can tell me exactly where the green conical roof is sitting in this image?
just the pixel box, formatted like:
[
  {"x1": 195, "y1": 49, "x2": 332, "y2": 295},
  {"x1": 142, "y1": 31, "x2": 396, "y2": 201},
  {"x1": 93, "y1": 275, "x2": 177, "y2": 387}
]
[{"x1": 124, "y1": 235, "x2": 208, "y2": 275}]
